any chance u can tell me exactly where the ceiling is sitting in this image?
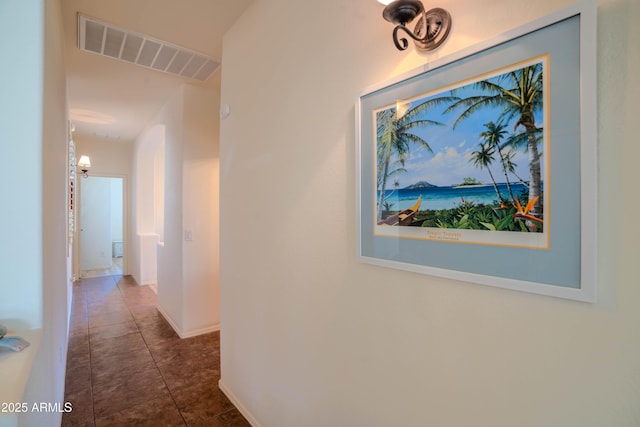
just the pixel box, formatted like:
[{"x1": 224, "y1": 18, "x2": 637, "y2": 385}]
[{"x1": 61, "y1": 0, "x2": 254, "y2": 143}]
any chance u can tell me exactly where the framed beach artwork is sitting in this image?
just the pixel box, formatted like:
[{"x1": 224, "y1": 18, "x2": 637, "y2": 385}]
[{"x1": 356, "y1": 0, "x2": 597, "y2": 301}]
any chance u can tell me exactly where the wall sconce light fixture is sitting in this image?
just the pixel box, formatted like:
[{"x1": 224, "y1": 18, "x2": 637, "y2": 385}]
[
  {"x1": 78, "y1": 155, "x2": 91, "y2": 178},
  {"x1": 378, "y1": 0, "x2": 451, "y2": 52}
]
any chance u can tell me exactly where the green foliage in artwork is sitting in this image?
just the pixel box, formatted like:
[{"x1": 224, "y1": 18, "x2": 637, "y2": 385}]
[{"x1": 413, "y1": 196, "x2": 543, "y2": 233}]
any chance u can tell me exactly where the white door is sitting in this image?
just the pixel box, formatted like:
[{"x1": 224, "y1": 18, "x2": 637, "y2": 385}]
[{"x1": 80, "y1": 176, "x2": 114, "y2": 271}]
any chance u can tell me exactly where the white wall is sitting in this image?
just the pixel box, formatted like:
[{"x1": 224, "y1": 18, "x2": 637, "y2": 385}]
[
  {"x1": 25, "y1": 0, "x2": 72, "y2": 422},
  {"x1": 132, "y1": 124, "x2": 164, "y2": 284},
  {"x1": 111, "y1": 178, "x2": 123, "y2": 242},
  {"x1": 0, "y1": 0, "x2": 72, "y2": 425},
  {"x1": 151, "y1": 87, "x2": 185, "y2": 329},
  {"x1": 75, "y1": 135, "x2": 133, "y2": 176},
  {"x1": 80, "y1": 177, "x2": 113, "y2": 270},
  {"x1": 182, "y1": 84, "x2": 220, "y2": 333},
  {"x1": 219, "y1": 0, "x2": 640, "y2": 426},
  {"x1": 75, "y1": 135, "x2": 132, "y2": 276},
  {"x1": 78, "y1": 177, "x2": 123, "y2": 266},
  {"x1": 154, "y1": 142, "x2": 165, "y2": 242},
  {"x1": 134, "y1": 83, "x2": 220, "y2": 336},
  {"x1": 0, "y1": 0, "x2": 45, "y2": 330}
]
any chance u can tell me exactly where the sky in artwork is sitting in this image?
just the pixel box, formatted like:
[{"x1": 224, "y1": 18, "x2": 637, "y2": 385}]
[{"x1": 377, "y1": 62, "x2": 545, "y2": 189}]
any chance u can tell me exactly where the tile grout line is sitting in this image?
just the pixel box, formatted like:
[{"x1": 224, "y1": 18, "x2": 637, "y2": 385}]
[
  {"x1": 87, "y1": 287, "x2": 97, "y2": 427},
  {"x1": 77, "y1": 280, "x2": 96, "y2": 427},
  {"x1": 83, "y1": 278, "x2": 97, "y2": 427},
  {"x1": 116, "y1": 276, "x2": 189, "y2": 427},
  {"x1": 69, "y1": 275, "x2": 241, "y2": 426},
  {"x1": 92, "y1": 275, "x2": 122, "y2": 426},
  {"x1": 87, "y1": 274, "x2": 126, "y2": 426}
]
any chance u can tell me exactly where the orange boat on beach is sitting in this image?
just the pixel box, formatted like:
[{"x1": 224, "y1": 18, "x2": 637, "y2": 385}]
[{"x1": 377, "y1": 196, "x2": 422, "y2": 226}]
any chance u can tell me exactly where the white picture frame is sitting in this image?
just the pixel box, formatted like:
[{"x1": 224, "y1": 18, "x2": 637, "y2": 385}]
[{"x1": 355, "y1": 0, "x2": 597, "y2": 302}]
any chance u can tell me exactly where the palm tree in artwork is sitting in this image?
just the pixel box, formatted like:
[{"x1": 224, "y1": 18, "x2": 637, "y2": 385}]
[
  {"x1": 470, "y1": 142, "x2": 503, "y2": 204},
  {"x1": 377, "y1": 156, "x2": 406, "y2": 196},
  {"x1": 501, "y1": 149, "x2": 528, "y2": 188},
  {"x1": 444, "y1": 63, "x2": 545, "y2": 225},
  {"x1": 376, "y1": 105, "x2": 442, "y2": 221},
  {"x1": 480, "y1": 121, "x2": 515, "y2": 203}
]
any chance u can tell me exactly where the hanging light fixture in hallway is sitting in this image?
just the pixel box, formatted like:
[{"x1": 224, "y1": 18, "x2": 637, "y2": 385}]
[
  {"x1": 377, "y1": 0, "x2": 452, "y2": 51},
  {"x1": 77, "y1": 155, "x2": 91, "y2": 178}
]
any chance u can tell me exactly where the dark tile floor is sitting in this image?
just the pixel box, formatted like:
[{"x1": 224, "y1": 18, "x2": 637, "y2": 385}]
[{"x1": 63, "y1": 275, "x2": 250, "y2": 427}]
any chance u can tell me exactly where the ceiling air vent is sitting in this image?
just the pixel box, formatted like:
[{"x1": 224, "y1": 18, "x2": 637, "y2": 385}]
[{"x1": 78, "y1": 14, "x2": 219, "y2": 82}]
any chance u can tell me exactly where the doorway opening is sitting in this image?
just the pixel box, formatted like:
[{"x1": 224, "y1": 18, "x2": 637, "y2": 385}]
[
  {"x1": 135, "y1": 124, "x2": 165, "y2": 294},
  {"x1": 79, "y1": 176, "x2": 124, "y2": 279}
]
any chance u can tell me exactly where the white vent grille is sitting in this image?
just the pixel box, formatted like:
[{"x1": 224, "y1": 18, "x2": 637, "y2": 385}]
[{"x1": 78, "y1": 14, "x2": 219, "y2": 82}]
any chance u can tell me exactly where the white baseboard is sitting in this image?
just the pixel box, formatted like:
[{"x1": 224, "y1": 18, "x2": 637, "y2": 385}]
[
  {"x1": 180, "y1": 323, "x2": 220, "y2": 338},
  {"x1": 155, "y1": 304, "x2": 181, "y2": 334},
  {"x1": 219, "y1": 379, "x2": 261, "y2": 427},
  {"x1": 155, "y1": 304, "x2": 220, "y2": 338}
]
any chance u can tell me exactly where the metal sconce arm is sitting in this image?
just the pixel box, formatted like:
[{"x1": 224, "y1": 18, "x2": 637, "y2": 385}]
[{"x1": 382, "y1": 1, "x2": 452, "y2": 52}]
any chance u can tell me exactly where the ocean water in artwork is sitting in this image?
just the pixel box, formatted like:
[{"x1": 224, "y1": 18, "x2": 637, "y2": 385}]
[
  {"x1": 378, "y1": 182, "x2": 537, "y2": 212},
  {"x1": 374, "y1": 57, "x2": 547, "y2": 234}
]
